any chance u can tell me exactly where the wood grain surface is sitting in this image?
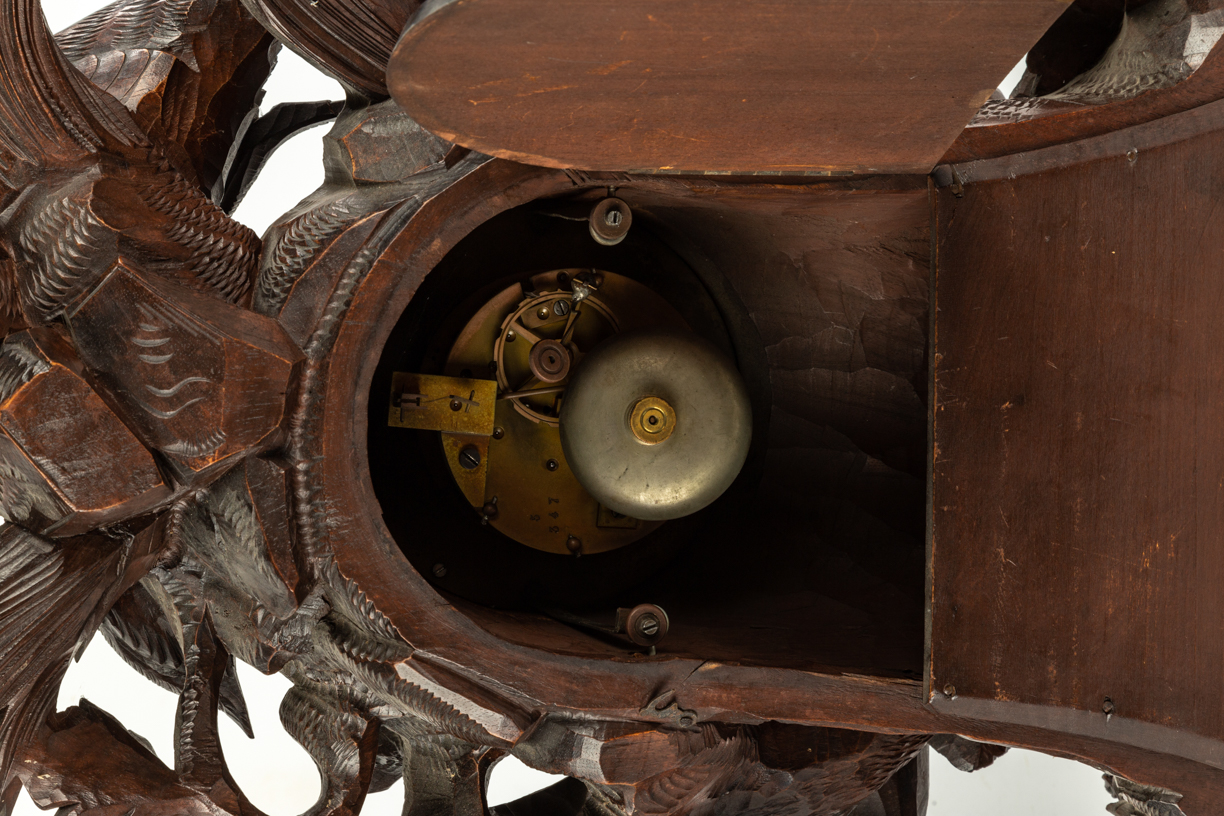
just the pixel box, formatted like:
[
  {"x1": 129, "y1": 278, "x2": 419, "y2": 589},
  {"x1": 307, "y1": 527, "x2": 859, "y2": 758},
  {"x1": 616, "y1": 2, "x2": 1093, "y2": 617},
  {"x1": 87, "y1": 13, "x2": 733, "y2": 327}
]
[
  {"x1": 932, "y1": 95, "x2": 1224, "y2": 749},
  {"x1": 388, "y1": 0, "x2": 1070, "y2": 174}
]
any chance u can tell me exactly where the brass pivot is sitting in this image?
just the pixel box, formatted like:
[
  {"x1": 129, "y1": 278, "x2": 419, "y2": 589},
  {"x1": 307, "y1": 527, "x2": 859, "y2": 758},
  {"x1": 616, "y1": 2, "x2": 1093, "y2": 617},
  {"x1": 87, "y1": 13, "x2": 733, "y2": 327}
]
[{"x1": 630, "y1": 396, "x2": 675, "y2": 445}]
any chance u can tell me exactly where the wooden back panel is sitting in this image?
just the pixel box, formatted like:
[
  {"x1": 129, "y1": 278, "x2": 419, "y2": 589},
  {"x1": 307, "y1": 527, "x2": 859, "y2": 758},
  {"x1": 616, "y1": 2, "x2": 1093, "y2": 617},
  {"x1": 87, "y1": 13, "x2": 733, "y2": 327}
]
[{"x1": 932, "y1": 99, "x2": 1224, "y2": 753}]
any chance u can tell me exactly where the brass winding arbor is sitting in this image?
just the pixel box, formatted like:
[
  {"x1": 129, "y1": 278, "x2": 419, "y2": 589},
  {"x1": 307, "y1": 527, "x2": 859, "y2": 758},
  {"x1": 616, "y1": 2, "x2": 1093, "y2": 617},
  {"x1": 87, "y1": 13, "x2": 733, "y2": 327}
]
[{"x1": 0, "y1": 0, "x2": 1218, "y2": 814}]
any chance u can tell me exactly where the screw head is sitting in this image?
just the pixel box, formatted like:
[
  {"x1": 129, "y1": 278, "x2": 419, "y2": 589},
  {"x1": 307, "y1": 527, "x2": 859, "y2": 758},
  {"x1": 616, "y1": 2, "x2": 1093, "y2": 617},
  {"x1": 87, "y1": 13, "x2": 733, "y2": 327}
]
[
  {"x1": 459, "y1": 446, "x2": 481, "y2": 470},
  {"x1": 492, "y1": 426, "x2": 505, "y2": 440},
  {"x1": 624, "y1": 604, "x2": 669, "y2": 648},
  {"x1": 432, "y1": 563, "x2": 447, "y2": 578},
  {"x1": 589, "y1": 198, "x2": 632, "y2": 246},
  {"x1": 450, "y1": 399, "x2": 462, "y2": 411},
  {"x1": 553, "y1": 299, "x2": 571, "y2": 317},
  {"x1": 678, "y1": 716, "x2": 695, "y2": 728},
  {"x1": 943, "y1": 684, "x2": 957, "y2": 698},
  {"x1": 545, "y1": 458, "x2": 559, "y2": 472},
  {"x1": 566, "y1": 535, "x2": 582, "y2": 554},
  {"x1": 636, "y1": 614, "x2": 660, "y2": 637},
  {"x1": 1102, "y1": 698, "x2": 1115, "y2": 715},
  {"x1": 506, "y1": 330, "x2": 517, "y2": 342},
  {"x1": 537, "y1": 306, "x2": 551, "y2": 320},
  {"x1": 482, "y1": 499, "x2": 499, "y2": 519}
]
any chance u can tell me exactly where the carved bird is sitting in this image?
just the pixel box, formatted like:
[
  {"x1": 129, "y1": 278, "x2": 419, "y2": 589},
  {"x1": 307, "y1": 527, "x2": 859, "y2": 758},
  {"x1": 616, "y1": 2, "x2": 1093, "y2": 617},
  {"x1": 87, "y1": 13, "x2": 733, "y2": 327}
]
[
  {"x1": 0, "y1": 0, "x2": 262, "y2": 322},
  {"x1": 0, "y1": 0, "x2": 294, "y2": 796}
]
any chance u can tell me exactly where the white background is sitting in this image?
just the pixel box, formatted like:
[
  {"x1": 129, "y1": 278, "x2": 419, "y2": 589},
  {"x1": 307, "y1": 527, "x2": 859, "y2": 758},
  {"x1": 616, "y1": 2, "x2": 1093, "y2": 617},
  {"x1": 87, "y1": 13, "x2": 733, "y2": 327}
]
[{"x1": 18, "y1": 3, "x2": 1115, "y2": 813}]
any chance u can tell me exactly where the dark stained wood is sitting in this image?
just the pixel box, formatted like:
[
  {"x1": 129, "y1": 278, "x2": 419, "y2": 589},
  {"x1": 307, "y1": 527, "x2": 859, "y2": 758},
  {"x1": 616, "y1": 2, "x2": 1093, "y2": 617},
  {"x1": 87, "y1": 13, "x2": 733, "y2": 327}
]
[
  {"x1": 0, "y1": 326, "x2": 170, "y2": 536},
  {"x1": 0, "y1": 520, "x2": 165, "y2": 802},
  {"x1": 943, "y1": 1, "x2": 1224, "y2": 163},
  {"x1": 56, "y1": 0, "x2": 277, "y2": 199},
  {"x1": 3, "y1": 0, "x2": 1224, "y2": 813},
  {"x1": 101, "y1": 579, "x2": 254, "y2": 737},
  {"x1": 931, "y1": 89, "x2": 1224, "y2": 753},
  {"x1": 1021, "y1": 0, "x2": 1126, "y2": 97},
  {"x1": 238, "y1": 0, "x2": 420, "y2": 97},
  {"x1": 20, "y1": 699, "x2": 231, "y2": 815},
  {"x1": 387, "y1": 0, "x2": 1069, "y2": 174},
  {"x1": 67, "y1": 261, "x2": 302, "y2": 478}
]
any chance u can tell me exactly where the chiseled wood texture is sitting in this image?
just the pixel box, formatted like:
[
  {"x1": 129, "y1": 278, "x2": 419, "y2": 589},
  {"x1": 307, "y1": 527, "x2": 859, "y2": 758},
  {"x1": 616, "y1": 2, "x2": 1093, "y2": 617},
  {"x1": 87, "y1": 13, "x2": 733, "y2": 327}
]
[
  {"x1": 55, "y1": 0, "x2": 277, "y2": 199},
  {"x1": 67, "y1": 261, "x2": 302, "y2": 478},
  {"x1": 0, "y1": 0, "x2": 310, "y2": 807},
  {"x1": 2, "y1": 0, "x2": 1223, "y2": 813},
  {"x1": 0, "y1": 326, "x2": 169, "y2": 536},
  {"x1": 237, "y1": 0, "x2": 419, "y2": 96},
  {"x1": 931, "y1": 93, "x2": 1224, "y2": 750},
  {"x1": 388, "y1": 0, "x2": 1069, "y2": 174},
  {"x1": 943, "y1": 0, "x2": 1224, "y2": 163}
]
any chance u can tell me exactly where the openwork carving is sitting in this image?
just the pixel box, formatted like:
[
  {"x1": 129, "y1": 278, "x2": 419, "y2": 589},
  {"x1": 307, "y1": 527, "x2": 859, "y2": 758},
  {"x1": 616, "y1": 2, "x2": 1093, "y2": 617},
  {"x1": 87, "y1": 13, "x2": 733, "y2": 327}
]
[{"x1": 0, "y1": 0, "x2": 1217, "y2": 814}]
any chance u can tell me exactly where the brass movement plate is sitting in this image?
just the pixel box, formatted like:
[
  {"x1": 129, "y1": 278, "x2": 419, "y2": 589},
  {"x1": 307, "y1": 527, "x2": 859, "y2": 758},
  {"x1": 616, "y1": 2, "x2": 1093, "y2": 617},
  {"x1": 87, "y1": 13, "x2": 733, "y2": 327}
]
[
  {"x1": 387, "y1": 373, "x2": 496, "y2": 436},
  {"x1": 440, "y1": 269, "x2": 686, "y2": 555},
  {"x1": 440, "y1": 433, "x2": 489, "y2": 508}
]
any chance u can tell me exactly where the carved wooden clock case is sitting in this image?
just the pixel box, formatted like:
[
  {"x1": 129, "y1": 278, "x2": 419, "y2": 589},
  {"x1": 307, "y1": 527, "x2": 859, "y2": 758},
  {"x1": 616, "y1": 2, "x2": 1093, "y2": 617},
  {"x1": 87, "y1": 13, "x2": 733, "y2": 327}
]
[{"x1": 0, "y1": 0, "x2": 1218, "y2": 814}]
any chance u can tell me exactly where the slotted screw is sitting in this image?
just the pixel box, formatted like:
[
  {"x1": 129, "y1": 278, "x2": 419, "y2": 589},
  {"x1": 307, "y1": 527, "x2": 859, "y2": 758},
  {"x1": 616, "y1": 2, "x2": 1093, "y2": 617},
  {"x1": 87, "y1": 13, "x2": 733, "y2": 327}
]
[{"x1": 459, "y1": 446, "x2": 481, "y2": 470}]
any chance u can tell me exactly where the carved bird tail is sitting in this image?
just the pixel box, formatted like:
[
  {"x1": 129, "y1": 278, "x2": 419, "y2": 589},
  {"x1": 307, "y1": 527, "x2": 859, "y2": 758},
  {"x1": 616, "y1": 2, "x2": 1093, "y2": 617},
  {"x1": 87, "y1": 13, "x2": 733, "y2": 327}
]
[
  {"x1": 0, "y1": 524, "x2": 161, "y2": 793},
  {"x1": 0, "y1": 0, "x2": 148, "y2": 187}
]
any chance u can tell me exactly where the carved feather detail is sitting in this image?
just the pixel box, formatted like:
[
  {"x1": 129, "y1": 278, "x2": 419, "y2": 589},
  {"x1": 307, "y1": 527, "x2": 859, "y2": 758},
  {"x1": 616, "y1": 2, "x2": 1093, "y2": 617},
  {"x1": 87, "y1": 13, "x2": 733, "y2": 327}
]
[
  {"x1": 0, "y1": 526, "x2": 131, "y2": 789},
  {"x1": 0, "y1": 335, "x2": 50, "y2": 404},
  {"x1": 56, "y1": 0, "x2": 199, "y2": 70},
  {"x1": 0, "y1": 0, "x2": 147, "y2": 181},
  {"x1": 255, "y1": 194, "x2": 356, "y2": 316},
  {"x1": 13, "y1": 186, "x2": 112, "y2": 323},
  {"x1": 323, "y1": 559, "x2": 402, "y2": 644},
  {"x1": 100, "y1": 579, "x2": 254, "y2": 737},
  {"x1": 137, "y1": 168, "x2": 260, "y2": 305}
]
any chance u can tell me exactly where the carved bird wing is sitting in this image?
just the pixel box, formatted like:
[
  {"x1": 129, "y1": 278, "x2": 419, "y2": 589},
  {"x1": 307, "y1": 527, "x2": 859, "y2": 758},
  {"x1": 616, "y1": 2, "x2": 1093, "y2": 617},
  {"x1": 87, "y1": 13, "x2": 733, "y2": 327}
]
[
  {"x1": 0, "y1": 524, "x2": 160, "y2": 794},
  {"x1": 0, "y1": 0, "x2": 149, "y2": 187},
  {"x1": 54, "y1": 0, "x2": 282, "y2": 201},
  {"x1": 0, "y1": 0, "x2": 263, "y2": 314},
  {"x1": 0, "y1": 0, "x2": 299, "y2": 476}
]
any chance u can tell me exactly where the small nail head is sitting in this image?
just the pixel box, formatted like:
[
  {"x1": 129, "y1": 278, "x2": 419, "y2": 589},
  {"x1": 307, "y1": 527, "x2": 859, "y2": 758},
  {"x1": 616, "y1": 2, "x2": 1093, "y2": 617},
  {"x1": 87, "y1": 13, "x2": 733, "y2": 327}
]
[
  {"x1": 546, "y1": 458, "x2": 559, "y2": 471},
  {"x1": 1102, "y1": 698, "x2": 1115, "y2": 715},
  {"x1": 943, "y1": 684, "x2": 956, "y2": 698}
]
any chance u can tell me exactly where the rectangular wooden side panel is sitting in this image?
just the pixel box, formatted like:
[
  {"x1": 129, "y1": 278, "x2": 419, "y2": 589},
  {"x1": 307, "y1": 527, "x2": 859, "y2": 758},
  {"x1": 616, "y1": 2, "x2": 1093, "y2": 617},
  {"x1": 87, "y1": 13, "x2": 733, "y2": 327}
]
[{"x1": 931, "y1": 127, "x2": 1224, "y2": 741}]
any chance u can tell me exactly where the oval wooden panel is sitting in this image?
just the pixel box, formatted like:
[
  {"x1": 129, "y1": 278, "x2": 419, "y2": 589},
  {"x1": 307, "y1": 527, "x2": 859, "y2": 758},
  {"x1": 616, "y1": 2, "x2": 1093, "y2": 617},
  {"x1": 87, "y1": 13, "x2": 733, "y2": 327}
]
[{"x1": 389, "y1": 0, "x2": 1070, "y2": 174}]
